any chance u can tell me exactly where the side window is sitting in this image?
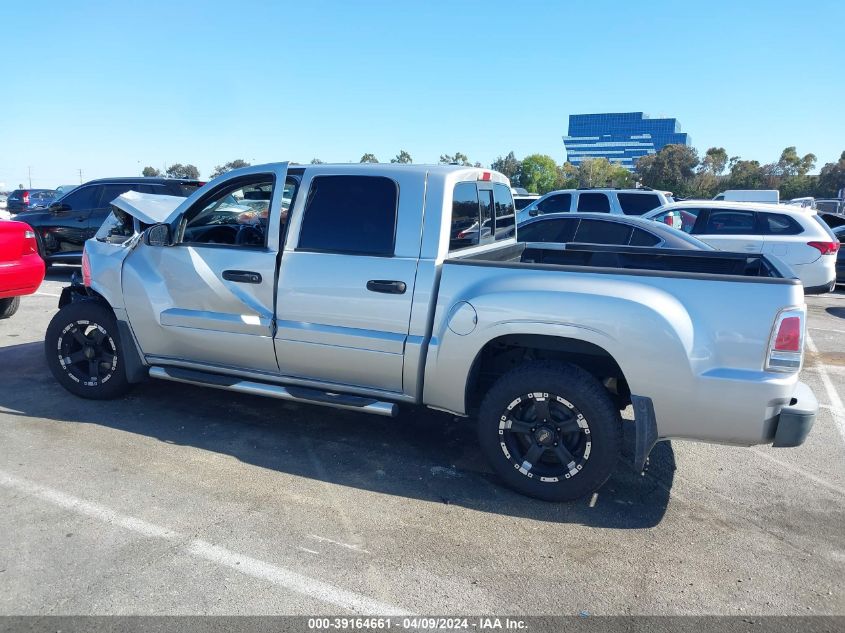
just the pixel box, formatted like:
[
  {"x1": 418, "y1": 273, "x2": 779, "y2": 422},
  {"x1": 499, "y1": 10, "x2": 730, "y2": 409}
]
[
  {"x1": 651, "y1": 208, "x2": 701, "y2": 234},
  {"x1": 298, "y1": 175, "x2": 397, "y2": 255},
  {"x1": 618, "y1": 193, "x2": 661, "y2": 215},
  {"x1": 492, "y1": 183, "x2": 515, "y2": 240},
  {"x1": 96, "y1": 184, "x2": 137, "y2": 208},
  {"x1": 517, "y1": 218, "x2": 577, "y2": 243},
  {"x1": 136, "y1": 184, "x2": 169, "y2": 195},
  {"x1": 450, "y1": 182, "x2": 481, "y2": 251},
  {"x1": 576, "y1": 193, "x2": 611, "y2": 212},
  {"x1": 59, "y1": 186, "x2": 99, "y2": 211},
  {"x1": 537, "y1": 193, "x2": 571, "y2": 213},
  {"x1": 629, "y1": 228, "x2": 661, "y2": 246},
  {"x1": 704, "y1": 210, "x2": 757, "y2": 235},
  {"x1": 573, "y1": 219, "x2": 631, "y2": 245},
  {"x1": 182, "y1": 176, "x2": 275, "y2": 247},
  {"x1": 760, "y1": 213, "x2": 803, "y2": 235}
]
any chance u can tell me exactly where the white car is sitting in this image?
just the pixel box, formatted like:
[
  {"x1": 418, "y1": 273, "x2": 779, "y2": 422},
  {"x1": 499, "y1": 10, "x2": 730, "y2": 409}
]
[
  {"x1": 517, "y1": 187, "x2": 672, "y2": 224},
  {"x1": 645, "y1": 201, "x2": 839, "y2": 294}
]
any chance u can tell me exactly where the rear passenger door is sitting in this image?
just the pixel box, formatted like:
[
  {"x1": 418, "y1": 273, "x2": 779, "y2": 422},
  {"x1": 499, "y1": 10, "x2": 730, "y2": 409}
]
[
  {"x1": 693, "y1": 208, "x2": 762, "y2": 252},
  {"x1": 48, "y1": 185, "x2": 101, "y2": 254},
  {"x1": 274, "y1": 172, "x2": 423, "y2": 393}
]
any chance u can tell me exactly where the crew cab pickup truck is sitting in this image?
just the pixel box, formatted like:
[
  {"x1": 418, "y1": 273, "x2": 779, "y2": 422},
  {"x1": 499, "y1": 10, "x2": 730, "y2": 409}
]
[{"x1": 45, "y1": 163, "x2": 818, "y2": 501}]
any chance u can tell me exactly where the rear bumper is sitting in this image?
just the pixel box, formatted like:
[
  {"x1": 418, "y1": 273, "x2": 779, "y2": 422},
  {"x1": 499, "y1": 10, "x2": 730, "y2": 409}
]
[
  {"x1": 771, "y1": 381, "x2": 818, "y2": 447},
  {"x1": 0, "y1": 254, "x2": 45, "y2": 299},
  {"x1": 804, "y1": 279, "x2": 836, "y2": 294}
]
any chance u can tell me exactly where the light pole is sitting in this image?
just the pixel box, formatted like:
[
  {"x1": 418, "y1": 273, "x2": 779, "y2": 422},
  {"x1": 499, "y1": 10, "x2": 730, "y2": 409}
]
[{"x1": 28, "y1": 166, "x2": 32, "y2": 188}]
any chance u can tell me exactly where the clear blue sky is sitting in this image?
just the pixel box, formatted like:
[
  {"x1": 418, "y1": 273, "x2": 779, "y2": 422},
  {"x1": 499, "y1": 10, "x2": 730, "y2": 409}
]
[{"x1": 1, "y1": 0, "x2": 843, "y2": 188}]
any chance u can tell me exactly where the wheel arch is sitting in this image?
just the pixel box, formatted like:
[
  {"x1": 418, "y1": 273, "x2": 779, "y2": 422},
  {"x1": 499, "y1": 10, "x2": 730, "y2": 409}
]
[{"x1": 464, "y1": 333, "x2": 631, "y2": 415}]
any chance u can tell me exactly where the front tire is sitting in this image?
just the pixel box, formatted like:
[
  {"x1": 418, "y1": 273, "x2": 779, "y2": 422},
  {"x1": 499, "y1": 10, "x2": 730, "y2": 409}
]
[
  {"x1": 0, "y1": 296, "x2": 20, "y2": 319},
  {"x1": 45, "y1": 300, "x2": 130, "y2": 399},
  {"x1": 477, "y1": 362, "x2": 621, "y2": 501}
]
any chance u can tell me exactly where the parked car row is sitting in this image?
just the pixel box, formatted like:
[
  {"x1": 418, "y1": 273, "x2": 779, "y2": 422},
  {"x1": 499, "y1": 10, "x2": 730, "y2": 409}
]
[{"x1": 516, "y1": 186, "x2": 840, "y2": 294}]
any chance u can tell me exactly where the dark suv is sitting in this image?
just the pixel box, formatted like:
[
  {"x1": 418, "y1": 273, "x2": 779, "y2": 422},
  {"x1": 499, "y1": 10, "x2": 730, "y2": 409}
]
[
  {"x1": 17, "y1": 177, "x2": 203, "y2": 265},
  {"x1": 6, "y1": 189, "x2": 57, "y2": 214}
]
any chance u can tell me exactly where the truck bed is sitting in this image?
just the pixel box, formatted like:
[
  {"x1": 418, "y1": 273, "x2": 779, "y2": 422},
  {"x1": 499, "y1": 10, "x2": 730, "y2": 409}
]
[{"x1": 450, "y1": 242, "x2": 794, "y2": 283}]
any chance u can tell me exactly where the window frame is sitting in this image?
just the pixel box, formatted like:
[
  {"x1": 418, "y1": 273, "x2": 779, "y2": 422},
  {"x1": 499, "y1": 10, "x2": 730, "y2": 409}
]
[
  {"x1": 296, "y1": 174, "x2": 400, "y2": 257},
  {"x1": 177, "y1": 173, "x2": 277, "y2": 250}
]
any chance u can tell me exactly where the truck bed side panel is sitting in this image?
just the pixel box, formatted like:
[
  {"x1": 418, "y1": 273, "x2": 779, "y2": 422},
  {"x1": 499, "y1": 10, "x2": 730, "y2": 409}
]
[{"x1": 424, "y1": 262, "x2": 804, "y2": 445}]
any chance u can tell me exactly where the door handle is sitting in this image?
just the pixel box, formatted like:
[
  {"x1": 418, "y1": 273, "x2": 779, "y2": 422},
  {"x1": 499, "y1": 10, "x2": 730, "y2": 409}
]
[
  {"x1": 222, "y1": 270, "x2": 262, "y2": 284},
  {"x1": 366, "y1": 280, "x2": 407, "y2": 294}
]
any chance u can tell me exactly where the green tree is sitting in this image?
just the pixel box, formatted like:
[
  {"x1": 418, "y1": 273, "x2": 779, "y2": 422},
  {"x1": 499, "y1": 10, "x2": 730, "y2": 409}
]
[
  {"x1": 165, "y1": 163, "x2": 200, "y2": 179},
  {"x1": 816, "y1": 151, "x2": 845, "y2": 197},
  {"x1": 439, "y1": 152, "x2": 472, "y2": 166},
  {"x1": 390, "y1": 150, "x2": 412, "y2": 164},
  {"x1": 210, "y1": 159, "x2": 251, "y2": 179},
  {"x1": 700, "y1": 147, "x2": 728, "y2": 175},
  {"x1": 576, "y1": 158, "x2": 632, "y2": 188},
  {"x1": 310, "y1": 158, "x2": 324, "y2": 164},
  {"x1": 359, "y1": 153, "x2": 378, "y2": 163},
  {"x1": 520, "y1": 154, "x2": 559, "y2": 194},
  {"x1": 727, "y1": 159, "x2": 765, "y2": 190},
  {"x1": 142, "y1": 166, "x2": 161, "y2": 177},
  {"x1": 555, "y1": 162, "x2": 579, "y2": 190},
  {"x1": 491, "y1": 151, "x2": 522, "y2": 186},
  {"x1": 635, "y1": 144, "x2": 699, "y2": 195}
]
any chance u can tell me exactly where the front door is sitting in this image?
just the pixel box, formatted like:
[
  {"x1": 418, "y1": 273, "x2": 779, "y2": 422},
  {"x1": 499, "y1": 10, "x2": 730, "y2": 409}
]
[
  {"x1": 122, "y1": 165, "x2": 291, "y2": 373},
  {"x1": 47, "y1": 184, "x2": 100, "y2": 256}
]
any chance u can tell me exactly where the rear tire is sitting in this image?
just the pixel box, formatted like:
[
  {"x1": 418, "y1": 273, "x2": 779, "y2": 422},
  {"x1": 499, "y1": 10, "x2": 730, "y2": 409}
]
[
  {"x1": 45, "y1": 300, "x2": 130, "y2": 399},
  {"x1": 0, "y1": 296, "x2": 20, "y2": 319},
  {"x1": 477, "y1": 361, "x2": 621, "y2": 501}
]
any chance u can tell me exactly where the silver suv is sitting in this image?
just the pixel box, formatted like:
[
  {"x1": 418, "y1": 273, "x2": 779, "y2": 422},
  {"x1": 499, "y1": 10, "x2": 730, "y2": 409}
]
[{"x1": 516, "y1": 187, "x2": 672, "y2": 223}]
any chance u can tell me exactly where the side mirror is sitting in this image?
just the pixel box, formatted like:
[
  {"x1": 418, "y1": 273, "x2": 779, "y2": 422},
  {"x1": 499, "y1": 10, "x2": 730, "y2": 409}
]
[
  {"x1": 529, "y1": 209, "x2": 539, "y2": 217},
  {"x1": 50, "y1": 202, "x2": 70, "y2": 213},
  {"x1": 143, "y1": 223, "x2": 173, "y2": 247}
]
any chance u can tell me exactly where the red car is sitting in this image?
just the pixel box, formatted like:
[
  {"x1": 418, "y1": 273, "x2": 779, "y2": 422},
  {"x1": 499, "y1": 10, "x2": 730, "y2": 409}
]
[{"x1": 0, "y1": 220, "x2": 46, "y2": 318}]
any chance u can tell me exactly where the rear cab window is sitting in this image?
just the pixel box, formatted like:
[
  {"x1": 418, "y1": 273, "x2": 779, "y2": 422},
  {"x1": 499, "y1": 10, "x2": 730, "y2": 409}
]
[{"x1": 449, "y1": 181, "x2": 517, "y2": 251}]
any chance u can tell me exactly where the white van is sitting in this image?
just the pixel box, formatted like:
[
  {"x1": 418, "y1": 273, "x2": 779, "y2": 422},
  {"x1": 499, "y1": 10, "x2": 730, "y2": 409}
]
[{"x1": 714, "y1": 190, "x2": 780, "y2": 204}]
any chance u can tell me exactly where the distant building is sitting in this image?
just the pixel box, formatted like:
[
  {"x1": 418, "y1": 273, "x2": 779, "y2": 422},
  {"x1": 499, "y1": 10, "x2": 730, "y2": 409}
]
[{"x1": 563, "y1": 112, "x2": 691, "y2": 171}]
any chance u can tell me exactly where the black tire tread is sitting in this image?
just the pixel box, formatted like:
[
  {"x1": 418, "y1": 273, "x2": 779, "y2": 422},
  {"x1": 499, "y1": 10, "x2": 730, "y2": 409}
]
[
  {"x1": 0, "y1": 296, "x2": 20, "y2": 319},
  {"x1": 44, "y1": 300, "x2": 130, "y2": 400},
  {"x1": 477, "y1": 361, "x2": 621, "y2": 502}
]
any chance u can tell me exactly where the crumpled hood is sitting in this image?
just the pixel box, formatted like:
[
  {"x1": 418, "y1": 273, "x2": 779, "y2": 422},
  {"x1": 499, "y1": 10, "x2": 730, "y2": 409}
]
[{"x1": 110, "y1": 190, "x2": 186, "y2": 225}]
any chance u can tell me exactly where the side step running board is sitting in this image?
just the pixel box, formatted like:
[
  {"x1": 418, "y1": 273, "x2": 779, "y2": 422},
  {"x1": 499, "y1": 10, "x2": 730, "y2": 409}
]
[{"x1": 148, "y1": 366, "x2": 398, "y2": 417}]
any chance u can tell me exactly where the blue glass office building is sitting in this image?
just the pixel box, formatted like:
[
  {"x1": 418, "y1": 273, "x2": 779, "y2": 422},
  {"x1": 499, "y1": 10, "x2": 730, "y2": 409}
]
[{"x1": 563, "y1": 112, "x2": 690, "y2": 170}]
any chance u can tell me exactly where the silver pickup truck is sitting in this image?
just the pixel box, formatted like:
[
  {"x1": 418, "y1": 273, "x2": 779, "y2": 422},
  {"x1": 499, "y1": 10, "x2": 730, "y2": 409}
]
[{"x1": 45, "y1": 163, "x2": 818, "y2": 501}]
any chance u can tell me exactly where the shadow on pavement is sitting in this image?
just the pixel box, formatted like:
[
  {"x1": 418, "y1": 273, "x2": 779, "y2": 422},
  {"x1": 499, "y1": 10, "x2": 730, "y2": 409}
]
[{"x1": 0, "y1": 340, "x2": 675, "y2": 529}]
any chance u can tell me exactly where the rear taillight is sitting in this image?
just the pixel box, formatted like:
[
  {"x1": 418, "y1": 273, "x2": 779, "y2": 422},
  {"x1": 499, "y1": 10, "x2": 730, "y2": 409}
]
[
  {"x1": 766, "y1": 308, "x2": 805, "y2": 372},
  {"x1": 81, "y1": 248, "x2": 92, "y2": 287},
  {"x1": 807, "y1": 241, "x2": 840, "y2": 255},
  {"x1": 22, "y1": 191, "x2": 30, "y2": 204},
  {"x1": 23, "y1": 229, "x2": 38, "y2": 255}
]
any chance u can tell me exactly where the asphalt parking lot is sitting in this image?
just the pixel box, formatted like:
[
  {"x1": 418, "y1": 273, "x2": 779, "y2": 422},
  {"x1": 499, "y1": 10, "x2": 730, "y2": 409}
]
[{"x1": 1, "y1": 268, "x2": 843, "y2": 616}]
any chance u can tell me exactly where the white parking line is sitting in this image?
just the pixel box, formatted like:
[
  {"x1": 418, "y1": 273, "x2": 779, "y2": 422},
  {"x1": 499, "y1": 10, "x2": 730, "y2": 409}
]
[
  {"x1": 0, "y1": 470, "x2": 409, "y2": 616},
  {"x1": 806, "y1": 334, "x2": 845, "y2": 446},
  {"x1": 34, "y1": 291, "x2": 61, "y2": 298},
  {"x1": 749, "y1": 449, "x2": 845, "y2": 497}
]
